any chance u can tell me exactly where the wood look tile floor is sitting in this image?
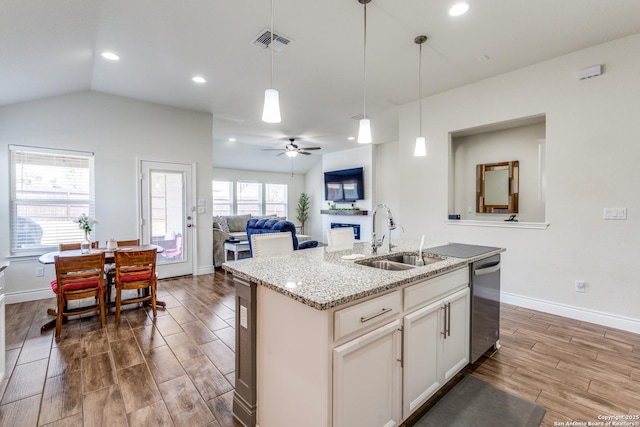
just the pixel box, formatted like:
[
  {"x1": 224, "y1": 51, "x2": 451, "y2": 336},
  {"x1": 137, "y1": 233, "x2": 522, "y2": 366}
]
[{"x1": 1, "y1": 270, "x2": 639, "y2": 426}]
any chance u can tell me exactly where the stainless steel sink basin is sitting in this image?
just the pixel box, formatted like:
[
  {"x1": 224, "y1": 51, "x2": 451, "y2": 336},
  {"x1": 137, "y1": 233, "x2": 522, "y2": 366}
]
[
  {"x1": 363, "y1": 260, "x2": 416, "y2": 271},
  {"x1": 357, "y1": 253, "x2": 446, "y2": 270}
]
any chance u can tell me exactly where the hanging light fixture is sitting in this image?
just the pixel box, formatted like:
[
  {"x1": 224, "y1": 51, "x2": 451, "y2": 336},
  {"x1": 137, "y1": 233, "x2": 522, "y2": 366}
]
[
  {"x1": 414, "y1": 35, "x2": 428, "y2": 157},
  {"x1": 357, "y1": 0, "x2": 372, "y2": 144},
  {"x1": 262, "y1": 0, "x2": 281, "y2": 123}
]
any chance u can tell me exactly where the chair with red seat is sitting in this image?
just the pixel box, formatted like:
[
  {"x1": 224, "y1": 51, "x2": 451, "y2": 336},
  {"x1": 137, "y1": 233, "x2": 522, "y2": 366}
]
[
  {"x1": 52, "y1": 252, "x2": 106, "y2": 339},
  {"x1": 113, "y1": 249, "x2": 157, "y2": 324}
]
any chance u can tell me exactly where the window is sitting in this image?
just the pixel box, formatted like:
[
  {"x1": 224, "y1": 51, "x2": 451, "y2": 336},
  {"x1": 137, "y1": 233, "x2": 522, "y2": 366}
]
[
  {"x1": 213, "y1": 180, "x2": 288, "y2": 217},
  {"x1": 265, "y1": 183, "x2": 287, "y2": 217},
  {"x1": 237, "y1": 182, "x2": 262, "y2": 216},
  {"x1": 9, "y1": 145, "x2": 95, "y2": 254},
  {"x1": 212, "y1": 181, "x2": 233, "y2": 216}
]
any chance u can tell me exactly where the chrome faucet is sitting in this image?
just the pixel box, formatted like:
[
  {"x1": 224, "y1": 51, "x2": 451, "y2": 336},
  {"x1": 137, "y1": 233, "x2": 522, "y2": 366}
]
[{"x1": 371, "y1": 203, "x2": 396, "y2": 254}]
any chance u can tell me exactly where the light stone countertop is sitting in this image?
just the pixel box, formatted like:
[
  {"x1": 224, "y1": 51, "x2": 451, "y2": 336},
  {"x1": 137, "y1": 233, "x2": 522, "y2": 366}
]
[{"x1": 222, "y1": 239, "x2": 504, "y2": 311}]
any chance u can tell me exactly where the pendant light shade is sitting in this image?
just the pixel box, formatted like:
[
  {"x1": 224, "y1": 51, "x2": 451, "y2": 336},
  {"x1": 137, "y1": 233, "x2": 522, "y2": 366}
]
[
  {"x1": 414, "y1": 136, "x2": 427, "y2": 156},
  {"x1": 262, "y1": 0, "x2": 281, "y2": 123},
  {"x1": 356, "y1": 0, "x2": 372, "y2": 144},
  {"x1": 262, "y1": 88, "x2": 281, "y2": 123},
  {"x1": 414, "y1": 35, "x2": 428, "y2": 157},
  {"x1": 285, "y1": 149, "x2": 297, "y2": 158},
  {"x1": 358, "y1": 118, "x2": 372, "y2": 144}
]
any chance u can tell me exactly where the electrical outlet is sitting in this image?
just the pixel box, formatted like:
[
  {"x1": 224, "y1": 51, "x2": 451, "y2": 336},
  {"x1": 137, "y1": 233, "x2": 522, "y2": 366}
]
[{"x1": 575, "y1": 280, "x2": 586, "y2": 293}]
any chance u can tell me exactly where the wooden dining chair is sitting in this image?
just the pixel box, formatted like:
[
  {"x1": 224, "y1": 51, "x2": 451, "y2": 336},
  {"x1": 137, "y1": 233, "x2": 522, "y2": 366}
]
[
  {"x1": 113, "y1": 249, "x2": 157, "y2": 324},
  {"x1": 59, "y1": 241, "x2": 99, "y2": 251},
  {"x1": 105, "y1": 239, "x2": 141, "y2": 303},
  {"x1": 251, "y1": 232, "x2": 295, "y2": 258},
  {"x1": 52, "y1": 252, "x2": 106, "y2": 339}
]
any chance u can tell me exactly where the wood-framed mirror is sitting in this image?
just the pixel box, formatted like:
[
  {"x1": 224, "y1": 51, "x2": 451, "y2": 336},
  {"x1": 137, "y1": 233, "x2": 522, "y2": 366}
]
[{"x1": 476, "y1": 160, "x2": 519, "y2": 213}]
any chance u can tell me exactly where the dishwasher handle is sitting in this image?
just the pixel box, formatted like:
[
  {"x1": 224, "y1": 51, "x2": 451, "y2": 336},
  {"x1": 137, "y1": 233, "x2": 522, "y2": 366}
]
[{"x1": 474, "y1": 262, "x2": 501, "y2": 276}]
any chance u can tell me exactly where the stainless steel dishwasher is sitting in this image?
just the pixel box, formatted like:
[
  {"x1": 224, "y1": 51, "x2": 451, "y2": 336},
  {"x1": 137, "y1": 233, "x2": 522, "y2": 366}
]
[{"x1": 470, "y1": 254, "x2": 501, "y2": 363}]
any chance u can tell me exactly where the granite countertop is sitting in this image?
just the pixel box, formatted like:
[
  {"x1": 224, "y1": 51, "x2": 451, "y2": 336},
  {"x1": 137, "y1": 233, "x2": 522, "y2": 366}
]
[{"x1": 222, "y1": 239, "x2": 504, "y2": 311}]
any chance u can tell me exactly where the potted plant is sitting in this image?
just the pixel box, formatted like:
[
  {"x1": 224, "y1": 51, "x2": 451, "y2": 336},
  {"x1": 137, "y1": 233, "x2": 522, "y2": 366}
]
[{"x1": 296, "y1": 192, "x2": 310, "y2": 234}]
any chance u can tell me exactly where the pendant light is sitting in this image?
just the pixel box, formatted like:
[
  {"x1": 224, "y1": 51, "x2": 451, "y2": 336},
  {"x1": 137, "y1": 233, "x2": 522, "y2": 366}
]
[
  {"x1": 357, "y1": 0, "x2": 372, "y2": 144},
  {"x1": 414, "y1": 35, "x2": 428, "y2": 157},
  {"x1": 262, "y1": 0, "x2": 281, "y2": 123}
]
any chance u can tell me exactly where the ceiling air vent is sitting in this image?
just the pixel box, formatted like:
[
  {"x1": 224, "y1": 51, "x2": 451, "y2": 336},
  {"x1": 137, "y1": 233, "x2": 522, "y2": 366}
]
[{"x1": 251, "y1": 28, "x2": 293, "y2": 53}]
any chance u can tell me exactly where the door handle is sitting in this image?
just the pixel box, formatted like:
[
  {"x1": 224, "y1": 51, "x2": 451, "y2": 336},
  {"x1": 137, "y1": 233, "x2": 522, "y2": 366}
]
[{"x1": 474, "y1": 262, "x2": 500, "y2": 276}]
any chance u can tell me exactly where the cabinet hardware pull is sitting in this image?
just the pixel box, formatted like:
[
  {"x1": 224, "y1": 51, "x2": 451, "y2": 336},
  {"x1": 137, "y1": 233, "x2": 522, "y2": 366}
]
[
  {"x1": 441, "y1": 305, "x2": 447, "y2": 339},
  {"x1": 447, "y1": 302, "x2": 451, "y2": 337},
  {"x1": 474, "y1": 262, "x2": 501, "y2": 276},
  {"x1": 398, "y1": 326, "x2": 404, "y2": 368},
  {"x1": 360, "y1": 307, "x2": 392, "y2": 323}
]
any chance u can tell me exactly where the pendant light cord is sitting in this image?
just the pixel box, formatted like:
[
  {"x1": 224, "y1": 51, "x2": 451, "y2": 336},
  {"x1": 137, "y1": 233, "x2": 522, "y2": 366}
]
[
  {"x1": 362, "y1": 1, "x2": 367, "y2": 120},
  {"x1": 418, "y1": 41, "x2": 422, "y2": 136},
  {"x1": 270, "y1": 0, "x2": 274, "y2": 89}
]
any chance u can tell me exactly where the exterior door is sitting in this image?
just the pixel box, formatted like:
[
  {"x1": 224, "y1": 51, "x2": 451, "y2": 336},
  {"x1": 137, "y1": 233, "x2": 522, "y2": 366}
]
[{"x1": 140, "y1": 160, "x2": 194, "y2": 278}]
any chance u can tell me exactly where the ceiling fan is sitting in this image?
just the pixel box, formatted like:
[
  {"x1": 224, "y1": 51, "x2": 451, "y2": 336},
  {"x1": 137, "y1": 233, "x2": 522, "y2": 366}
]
[{"x1": 262, "y1": 138, "x2": 321, "y2": 157}]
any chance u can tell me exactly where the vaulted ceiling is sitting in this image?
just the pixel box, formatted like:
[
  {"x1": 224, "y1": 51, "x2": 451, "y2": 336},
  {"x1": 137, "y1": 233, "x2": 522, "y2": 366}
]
[{"x1": 2, "y1": 0, "x2": 640, "y2": 173}]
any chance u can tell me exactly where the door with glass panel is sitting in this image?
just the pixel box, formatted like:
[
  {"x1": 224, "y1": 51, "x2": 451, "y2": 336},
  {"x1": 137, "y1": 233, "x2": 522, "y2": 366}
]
[{"x1": 140, "y1": 161, "x2": 194, "y2": 278}]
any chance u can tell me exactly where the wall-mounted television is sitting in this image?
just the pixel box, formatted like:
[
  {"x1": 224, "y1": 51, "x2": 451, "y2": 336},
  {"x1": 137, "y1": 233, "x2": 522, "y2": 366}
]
[{"x1": 324, "y1": 167, "x2": 365, "y2": 202}]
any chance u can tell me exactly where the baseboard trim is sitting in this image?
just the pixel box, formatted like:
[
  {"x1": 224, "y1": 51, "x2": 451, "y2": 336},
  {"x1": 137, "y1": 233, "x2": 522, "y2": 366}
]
[
  {"x1": 501, "y1": 291, "x2": 640, "y2": 334},
  {"x1": 196, "y1": 265, "x2": 215, "y2": 275},
  {"x1": 6, "y1": 288, "x2": 52, "y2": 304}
]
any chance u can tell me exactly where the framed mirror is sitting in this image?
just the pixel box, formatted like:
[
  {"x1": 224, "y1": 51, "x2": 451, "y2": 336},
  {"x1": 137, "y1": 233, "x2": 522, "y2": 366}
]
[{"x1": 476, "y1": 160, "x2": 519, "y2": 213}]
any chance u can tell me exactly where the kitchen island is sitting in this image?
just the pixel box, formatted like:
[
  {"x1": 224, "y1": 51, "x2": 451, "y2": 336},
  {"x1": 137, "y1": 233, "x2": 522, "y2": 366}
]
[{"x1": 222, "y1": 239, "x2": 504, "y2": 427}]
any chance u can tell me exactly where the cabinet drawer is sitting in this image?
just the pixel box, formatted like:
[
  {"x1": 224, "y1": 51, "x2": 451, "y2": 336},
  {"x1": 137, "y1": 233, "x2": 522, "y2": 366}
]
[
  {"x1": 404, "y1": 267, "x2": 469, "y2": 312},
  {"x1": 334, "y1": 291, "x2": 402, "y2": 341}
]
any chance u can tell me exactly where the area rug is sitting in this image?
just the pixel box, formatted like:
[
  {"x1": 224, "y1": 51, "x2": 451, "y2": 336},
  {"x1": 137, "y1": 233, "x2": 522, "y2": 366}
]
[{"x1": 412, "y1": 375, "x2": 546, "y2": 427}]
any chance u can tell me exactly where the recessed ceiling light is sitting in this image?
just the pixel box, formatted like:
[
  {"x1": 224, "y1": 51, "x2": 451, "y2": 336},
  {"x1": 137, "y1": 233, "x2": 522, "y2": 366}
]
[
  {"x1": 228, "y1": 138, "x2": 236, "y2": 142},
  {"x1": 348, "y1": 136, "x2": 355, "y2": 141},
  {"x1": 101, "y1": 52, "x2": 120, "y2": 61},
  {"x1": 192, "y1": 76, "x2": 207, "y2": 84},
  {"x1": 449, "y1": 2, "x2": 469, "y2": 16}
]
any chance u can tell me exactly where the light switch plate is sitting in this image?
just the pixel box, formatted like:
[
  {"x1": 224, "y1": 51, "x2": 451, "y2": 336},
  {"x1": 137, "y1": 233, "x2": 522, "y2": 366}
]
[
  {"x1": 197, "y1": 206, "x2": 205, "y2": 214},
  {"x1": 197, "y1": 198, "x2": 206, "y2": 206},
  {"x1": 604, "y1": 207, "x2": 627, "y2": 220}
]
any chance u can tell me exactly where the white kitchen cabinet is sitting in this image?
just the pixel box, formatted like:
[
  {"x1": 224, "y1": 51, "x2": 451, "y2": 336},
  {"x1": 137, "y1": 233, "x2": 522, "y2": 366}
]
[
  {"x1": 333, "y1": 319, "x2": 402, "y2": 427},
  {"x1": 440, "y1": 287, "x2": 470, "y2": 382},
  {"x1": 402, "y1": 273, "x2": 470, "y2": 418}
]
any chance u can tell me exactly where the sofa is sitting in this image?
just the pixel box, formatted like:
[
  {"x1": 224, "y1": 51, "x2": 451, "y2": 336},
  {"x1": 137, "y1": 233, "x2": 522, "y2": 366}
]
[
  {"x1": 213, "y1": 214, "x2": 252, "y2": 268},
  {"x1": 245, "y1": 218, "x2": 318, "y2": 256},
  {"x1": 213, "y1": 214, "x2": 316, "y2": 267}
]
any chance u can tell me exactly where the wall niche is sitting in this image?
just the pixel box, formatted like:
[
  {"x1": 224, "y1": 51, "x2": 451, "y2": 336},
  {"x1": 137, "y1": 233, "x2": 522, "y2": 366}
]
[{"x1": 449, "y1": 115, "x2": 546, "y2": 223}]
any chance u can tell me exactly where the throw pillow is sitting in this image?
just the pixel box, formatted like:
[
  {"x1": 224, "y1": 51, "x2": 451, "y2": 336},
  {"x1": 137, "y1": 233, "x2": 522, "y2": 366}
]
[
  {"x1": 227, "y1": 214, "x2": 251, "y2": 232},
  {"x1": 213, "y1": 215, "x2": 230, "y2": 233}
]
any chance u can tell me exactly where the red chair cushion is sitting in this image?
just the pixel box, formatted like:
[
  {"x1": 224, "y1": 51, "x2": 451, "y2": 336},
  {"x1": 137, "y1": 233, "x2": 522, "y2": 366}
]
[
  {"x1": 51, "y1": 279, "x2": 100, "y2": 293},
  {"x1": 118, "y1": 273, "x2": 152, "y2": 283}
]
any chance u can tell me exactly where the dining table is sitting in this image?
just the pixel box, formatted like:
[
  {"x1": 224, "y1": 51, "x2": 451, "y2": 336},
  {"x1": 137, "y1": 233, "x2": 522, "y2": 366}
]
[{"x1": 39, "y1": 245, "x2": 166, "y2": 333}]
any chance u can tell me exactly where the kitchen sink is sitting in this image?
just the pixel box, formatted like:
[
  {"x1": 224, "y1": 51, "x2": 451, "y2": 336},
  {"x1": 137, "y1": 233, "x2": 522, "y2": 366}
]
[{"x1": 357, "y1": 253, "x2": 446, "y2": 271}]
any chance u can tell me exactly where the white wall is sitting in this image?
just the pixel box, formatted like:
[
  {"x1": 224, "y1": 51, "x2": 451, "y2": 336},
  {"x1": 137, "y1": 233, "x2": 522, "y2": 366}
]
[
  {"x1": 453, "y1": 122, "x2": 546, "y2": 222},
  {"x1": 304, "y1": 161, "x2": 324, "y2": 242},
  {"x1": 395, "y1": 34, "x2": 640, "y2": 331},
  {"x1": 0, "y1": 91, "x2": 214, "y2": 301},
  {"x1": 212, "y1": 167, "x2": 307, "y2": 228}
]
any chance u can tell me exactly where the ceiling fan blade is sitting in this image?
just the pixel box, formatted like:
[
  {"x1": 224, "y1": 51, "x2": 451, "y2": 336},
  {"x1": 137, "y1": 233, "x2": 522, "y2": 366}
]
[
  {"x1": 276, "y1": 152, "x2": 286, "y2": 156},
  {"x1": 298, "y1": 151, "x2": 312, "y2": 155},
  {"x1": 300, "y1": 147, "x2": 321, "y2": 150},
  {"x1": 261, "y1": 148, "x2": 285, "y2": 151}
]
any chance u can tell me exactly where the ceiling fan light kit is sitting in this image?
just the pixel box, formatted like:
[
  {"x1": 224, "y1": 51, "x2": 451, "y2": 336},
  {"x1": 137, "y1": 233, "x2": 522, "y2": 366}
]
[{"x1": 357, "y1": 0, "x2": 372, "y2": 144}]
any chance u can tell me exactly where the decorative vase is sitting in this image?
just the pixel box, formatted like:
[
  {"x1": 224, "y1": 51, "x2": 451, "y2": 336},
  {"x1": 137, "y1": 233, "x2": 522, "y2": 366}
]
[{"x1": 80, "y1": 231, "x2": 91, "y2": 254}]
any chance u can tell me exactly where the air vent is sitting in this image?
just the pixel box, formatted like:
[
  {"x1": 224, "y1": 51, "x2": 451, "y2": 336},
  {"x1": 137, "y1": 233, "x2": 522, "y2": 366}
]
[{"x1": 251, "y1": 28, "x2": 293, "y2": 53}]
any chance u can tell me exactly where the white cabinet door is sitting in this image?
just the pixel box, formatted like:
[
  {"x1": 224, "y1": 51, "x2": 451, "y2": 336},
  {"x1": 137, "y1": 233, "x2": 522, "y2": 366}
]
[
  {"x1": 402, "y1": 300, "x2": 442, "y2": 418},
  {"x1": 333, "y1": 319, "x2": 402, "y2": 427},
  {"x1": 439, "y1": 287, "x2": 470, "y2": 383}
]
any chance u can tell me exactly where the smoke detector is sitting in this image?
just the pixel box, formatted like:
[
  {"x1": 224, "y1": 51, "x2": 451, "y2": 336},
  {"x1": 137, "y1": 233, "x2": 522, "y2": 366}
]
[{"x1": 251, "y1": 28, "x2": 293, "y2": 54}]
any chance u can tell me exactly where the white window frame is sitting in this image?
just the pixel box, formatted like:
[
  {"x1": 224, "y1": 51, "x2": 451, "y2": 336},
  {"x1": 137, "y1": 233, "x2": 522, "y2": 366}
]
[
  {"x1": 265, "y1": 183, "x2": 288, "y2": 217},
  {"x1": 213, "y1": 180, "x2": 288, "y2": 218},
  {"x1": 236, "y1": 181, "x2": 263, "y2": 216},
  {"x1": 212, "y1": 180, "x2": 233, "y2": 216},
  {"x1": 9, "y1": 145, "x2": 95, "y2": 255}
]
